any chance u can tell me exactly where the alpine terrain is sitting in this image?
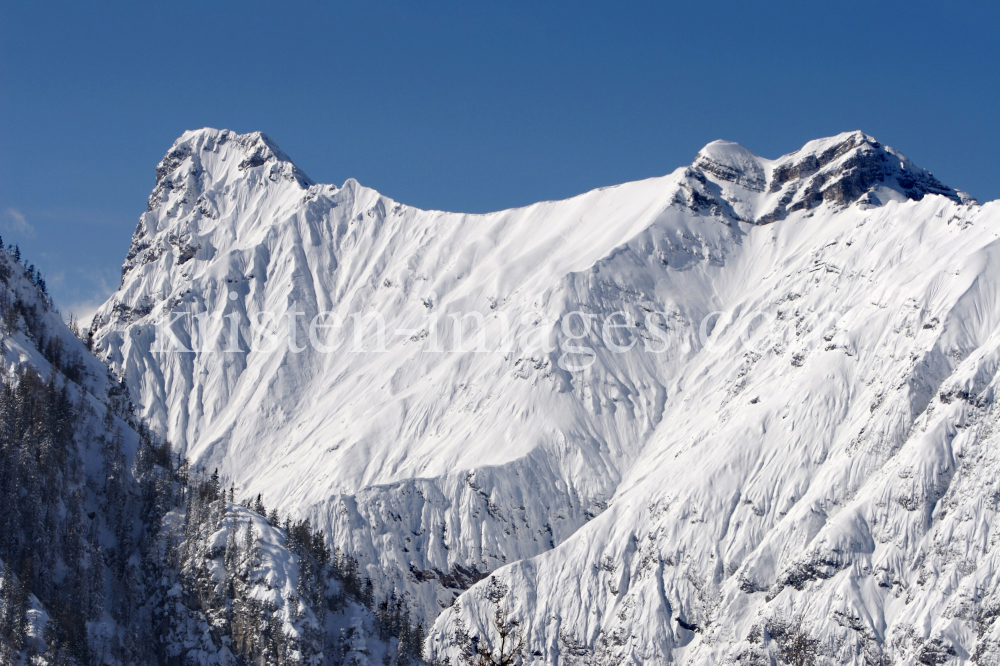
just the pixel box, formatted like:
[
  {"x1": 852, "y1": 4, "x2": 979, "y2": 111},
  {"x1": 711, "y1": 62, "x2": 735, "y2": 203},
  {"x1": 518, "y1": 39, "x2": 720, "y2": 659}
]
[{"x1": 6, "y1": 126, "x2": 998, "y2": 665}]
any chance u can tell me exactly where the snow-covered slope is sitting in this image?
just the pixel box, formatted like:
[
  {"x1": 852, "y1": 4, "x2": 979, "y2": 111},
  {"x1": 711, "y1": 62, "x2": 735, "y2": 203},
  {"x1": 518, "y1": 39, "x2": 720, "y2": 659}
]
[
  {"x1": 430, "y1": 194, "x2": 1000, "y2": 665},
  {"x1": 93, "y1": 128, "x2": 997, "y2": 663}
]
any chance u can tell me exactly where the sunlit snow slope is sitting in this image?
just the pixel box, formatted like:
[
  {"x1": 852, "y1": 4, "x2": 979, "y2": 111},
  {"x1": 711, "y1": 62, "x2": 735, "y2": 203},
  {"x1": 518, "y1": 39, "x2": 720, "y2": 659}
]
[{"x1": 94, "y1": 128, "x2": 999, "y2": 663}]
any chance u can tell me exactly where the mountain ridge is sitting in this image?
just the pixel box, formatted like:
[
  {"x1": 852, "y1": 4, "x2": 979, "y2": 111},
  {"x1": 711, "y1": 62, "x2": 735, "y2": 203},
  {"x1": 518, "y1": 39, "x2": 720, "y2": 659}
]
[
  {"x1": 91, "y1": 127, "x2": 999, "y2": 664},
  {"x1": 144, "y1": 127, "x2": 977, "y2": 218}
]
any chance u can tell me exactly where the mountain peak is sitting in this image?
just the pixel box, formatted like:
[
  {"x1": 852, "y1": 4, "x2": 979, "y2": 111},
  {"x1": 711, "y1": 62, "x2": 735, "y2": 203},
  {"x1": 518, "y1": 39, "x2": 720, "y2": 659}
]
[
  {"x1": 686, "y1": 131, "x2": 975, "y2": 225},
  {"x1": 147, "y1": 128, "x2": 313, "y2": 213},
  {"x1": 120, "y1": 129, "x2": 318, "y2": 287},
  {"x1": 694, "y1": 140, "x2": 768, "y2": 193}
]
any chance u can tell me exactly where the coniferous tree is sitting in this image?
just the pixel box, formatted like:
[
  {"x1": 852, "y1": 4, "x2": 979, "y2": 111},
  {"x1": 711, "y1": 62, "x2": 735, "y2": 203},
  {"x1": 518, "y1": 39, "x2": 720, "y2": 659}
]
[{"x1": 0, "y1": 560, "x2": 27, "y2": 653}]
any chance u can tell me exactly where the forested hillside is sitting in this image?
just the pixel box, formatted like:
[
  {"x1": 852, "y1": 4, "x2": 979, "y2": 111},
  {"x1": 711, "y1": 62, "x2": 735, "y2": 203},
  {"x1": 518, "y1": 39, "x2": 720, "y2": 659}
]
[{"x1": 0, "y1": 242, "x2": 428, "y2": 665}]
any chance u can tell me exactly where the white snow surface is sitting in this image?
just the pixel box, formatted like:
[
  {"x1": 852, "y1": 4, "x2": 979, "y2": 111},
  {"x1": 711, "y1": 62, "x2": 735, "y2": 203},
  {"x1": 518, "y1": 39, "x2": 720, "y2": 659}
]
[{"x1": 93, "y1": 128, "x2": 999, "y2": 663}]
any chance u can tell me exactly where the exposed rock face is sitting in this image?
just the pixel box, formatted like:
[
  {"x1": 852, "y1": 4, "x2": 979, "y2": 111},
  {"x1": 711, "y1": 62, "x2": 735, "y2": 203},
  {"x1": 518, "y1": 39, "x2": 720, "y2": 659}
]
[
  {"x1": 694, "y1": 142, "x2": 766, "y2": 193},
  {"x1": 685, "y1": 131, "x2": 976, "y2": 226}
]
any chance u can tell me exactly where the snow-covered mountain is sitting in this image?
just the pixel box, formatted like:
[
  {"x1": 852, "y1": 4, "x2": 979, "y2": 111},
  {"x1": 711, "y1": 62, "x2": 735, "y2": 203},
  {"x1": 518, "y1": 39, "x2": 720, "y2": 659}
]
[{"x1": 92, "y1": 127, "x2": 1000, "y2": 664}]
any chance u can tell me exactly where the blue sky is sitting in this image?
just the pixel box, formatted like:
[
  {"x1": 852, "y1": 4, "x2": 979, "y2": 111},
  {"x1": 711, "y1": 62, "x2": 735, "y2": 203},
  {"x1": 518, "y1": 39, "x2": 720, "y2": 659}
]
[{"x1": 1, "y1": 0, "x2": 997, "y2": 321}]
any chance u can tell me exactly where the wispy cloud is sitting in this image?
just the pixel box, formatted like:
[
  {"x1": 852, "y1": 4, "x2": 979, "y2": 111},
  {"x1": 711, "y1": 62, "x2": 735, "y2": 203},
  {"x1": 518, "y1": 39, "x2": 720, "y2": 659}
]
[
  {"x1": 64, "y1": 299, "x2": 106, "y2": 331},
  {"x1": 2, "y1": 208, "x2": 36, "y2": 238},
  {"x1": 60, "y1": 268, "x2": 118, "y2": 330}
]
